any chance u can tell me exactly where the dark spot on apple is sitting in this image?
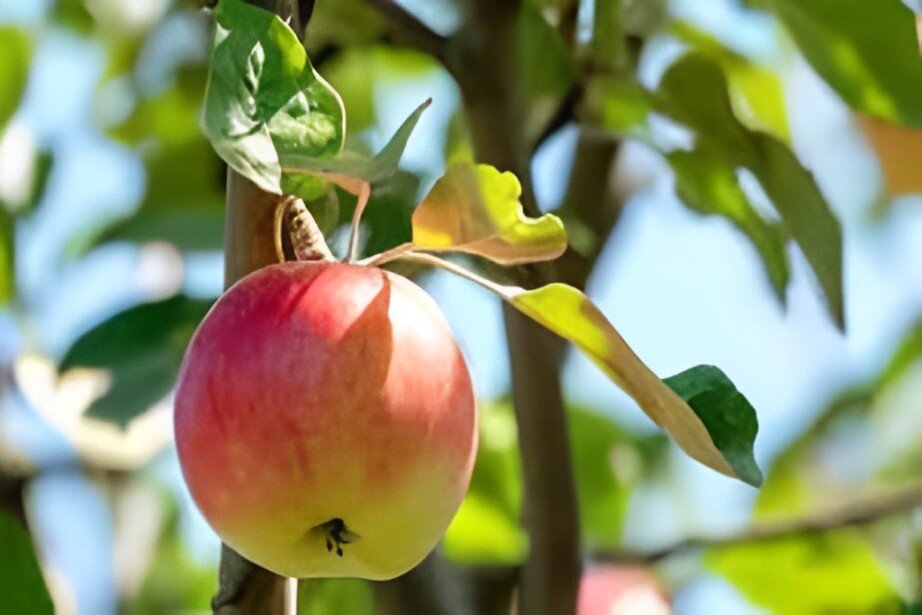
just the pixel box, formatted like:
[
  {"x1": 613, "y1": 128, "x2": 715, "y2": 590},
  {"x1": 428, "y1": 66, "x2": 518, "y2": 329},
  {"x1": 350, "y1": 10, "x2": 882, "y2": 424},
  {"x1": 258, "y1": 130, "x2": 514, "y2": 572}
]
[{"x1": 315, "y1": 517, "x2": 358, "y2": 557}]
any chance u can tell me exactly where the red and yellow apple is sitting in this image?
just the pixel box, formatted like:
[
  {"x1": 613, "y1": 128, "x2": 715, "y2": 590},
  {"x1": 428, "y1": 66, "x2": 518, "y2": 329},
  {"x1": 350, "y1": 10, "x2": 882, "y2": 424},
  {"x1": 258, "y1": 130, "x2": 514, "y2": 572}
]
[
  {"x1": 578, "y1": 565, "x2": 671, "y2": 615},
  {"x1": 174, "y1": 261, "x2": 477, "y2": 580}
]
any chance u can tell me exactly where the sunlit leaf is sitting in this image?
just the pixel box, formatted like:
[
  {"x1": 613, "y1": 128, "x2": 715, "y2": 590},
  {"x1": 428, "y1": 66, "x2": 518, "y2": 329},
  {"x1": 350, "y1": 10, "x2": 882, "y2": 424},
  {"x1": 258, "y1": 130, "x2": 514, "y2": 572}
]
[
  {"x1": 298, "y1": 578, "x2": 374, "y2": 615},
  {"x1": 60, "y1": 296, "x2": 212, "y2": 427},
  {"x1": 203, "y1": 0, "x2": 345, "y2": 193},
  {"x1": 445, "y1": 399, "x2": 668, "y2": 561},
  {"x1": 708, "y1": 532, "x2": 900, "y2": 614},
  {"x1": 506, "y1": 283, "x2": 761, "y2": 485},
  {"x1": 411, "y1": 164, "x2": 567, "y2": 265},
  {"x1": 757, "y1": 320, "x2": 922, "y2": 521},
  {"x1": 750, "y1": 0, "x2": 922, "y2": 127},
  {"x1": 668, "y1": 147, "x2": 790, "y2": 300},
  {"x1": 444, "y1": 401, "x2": 525, "y2": 565},
  {"x1": 130, "y1": 499, "x2": 215, "y2": 614},
  {"x1": 306, "y1": 0, "x2": 386, "y2": 51},
  {"x1": 658, "y1": 54, "x2": 844, "y2": 329},
  {"x1": 0, "y1": 27, "x2": 32, "y2": 132},
  {"x1": 0, "y1": 511, "x2": 53, "y2": 615},
  {"x1": 569, "y1": 405, "x2": 668, "y2": 548},
  {"x1": 671, "y1": 21, "x2": 789, "y2": 139}
]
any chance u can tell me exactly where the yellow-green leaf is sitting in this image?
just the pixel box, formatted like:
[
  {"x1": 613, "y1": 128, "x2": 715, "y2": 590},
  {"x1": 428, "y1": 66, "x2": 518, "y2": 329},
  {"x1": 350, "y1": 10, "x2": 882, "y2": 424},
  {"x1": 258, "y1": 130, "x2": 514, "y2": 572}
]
[
  {"x1": 507, "y1": 283, "x2": 761, "y2": 485},
  {"x1": 411, "y1": 164, "x2": 567, "y2": 265},
  {"x1": 708, "y1": 533, "x2": 899, "y2": 614}
]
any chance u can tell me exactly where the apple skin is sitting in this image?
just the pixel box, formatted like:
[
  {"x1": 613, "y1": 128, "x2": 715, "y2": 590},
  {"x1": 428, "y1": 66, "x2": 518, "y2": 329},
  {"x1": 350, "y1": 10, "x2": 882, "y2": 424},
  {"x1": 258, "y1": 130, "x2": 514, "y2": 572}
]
[
  {"x1": 578, "y1": 566, "x2": 671, "y2": 615},
  {"x1": 174, "y1": 261, "x2": 477, "y2": 580}
]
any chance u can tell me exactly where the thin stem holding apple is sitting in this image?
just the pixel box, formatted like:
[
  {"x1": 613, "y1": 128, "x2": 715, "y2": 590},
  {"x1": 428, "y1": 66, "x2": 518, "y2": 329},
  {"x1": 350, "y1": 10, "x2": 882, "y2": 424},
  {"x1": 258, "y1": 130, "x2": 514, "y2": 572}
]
[
  {"x1": 346, "y1": 181, "x2": 372, "y2": 263},
  {"x1": 282, "y1": 196, "x2": 335, "y2": 263}
]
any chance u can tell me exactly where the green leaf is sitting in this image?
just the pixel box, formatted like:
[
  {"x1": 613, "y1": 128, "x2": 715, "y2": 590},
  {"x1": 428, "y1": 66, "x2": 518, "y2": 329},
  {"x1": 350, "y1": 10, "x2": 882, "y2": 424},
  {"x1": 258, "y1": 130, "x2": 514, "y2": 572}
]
[
  {"x1": 658, "y1": 54, "x2": 844, "y2": 329},
  {"x1": 667, "y1": 147, "x2": 790, "y2": 300},
  {"x1": 281, "y1": 98, "x2": 431, "y2": 186},
  {"x1": 0, "y1": 209, "x2": 13, "y2": 305},
  {"x1": 517, "y1": 1, "x2": 576, "y2": 144},
  {"x1": 60, "y1": 296, "x2": 212, "y2": 427},
  {"x1": 203, "y1": 0, "x2": 345, "y2": 193},
  {"x1": 130, "y1": 498, "x2": 216, "y2": 615},
  {"x1": 298, "y1": 578, "x2": 374, "y2": 615},
  {"x1": 97, "y1": 139, "x2": 225, "y2": 252},
  {"x1": 342, "y1": 171, "x2": 419, "y2": 258},
  {"x1": 708, "y1": 533, "x2": 900, "y2": 614},
  {"x1": 305, "y1": 0, "x2": 386, "y2": 51},
  {"x1": 569, "y1": 404, "x2": 667, "y2": 549},
  {"x1": 507, "y1": 283, "x2": 761, "y2": 485},
  {"x1": 664, "y1": 365, "x2": 763, "y2": 488},
  {"x1": 0, "y1": 27, "x2": 32, "y2": 132},
  {"x1": 443, "y1": 400, "x2": 526, "y2": 565},
  {"x1": 750, "y1": 0, "x2": 922, "y2": 127},
  {"x1": 671, "y1": 21, "x2": 789, "y2": 139},
  {"x1": 0, "y1": 511, "x2": 53, "y2": 615},
  {"x1": 411, "y1": 163, "x2": 568, "y2": 265}
]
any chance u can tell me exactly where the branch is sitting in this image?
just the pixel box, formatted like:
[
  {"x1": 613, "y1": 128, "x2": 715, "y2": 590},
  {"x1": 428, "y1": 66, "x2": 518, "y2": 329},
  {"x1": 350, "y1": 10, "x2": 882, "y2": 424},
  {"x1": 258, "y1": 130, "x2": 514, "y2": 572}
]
[
  {"x1": 599, "y1": 484, "x2": 922, "y2": 564},
  {"x1": 363, "y1": 0, "x2": 448, "y2": 62},
  {"x1": 451, "y1": 2, "x2": 582, "y2": 614}
]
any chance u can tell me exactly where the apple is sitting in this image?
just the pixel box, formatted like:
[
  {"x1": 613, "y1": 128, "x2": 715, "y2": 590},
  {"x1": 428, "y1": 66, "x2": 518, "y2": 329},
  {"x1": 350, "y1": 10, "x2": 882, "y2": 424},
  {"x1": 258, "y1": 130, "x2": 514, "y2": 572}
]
[
  {"x1": 174, "y1": 261, "x2": 477, "y2": 580},
  {"x1": 578, "y1": 565, "x2": 671, "y2": 615}
]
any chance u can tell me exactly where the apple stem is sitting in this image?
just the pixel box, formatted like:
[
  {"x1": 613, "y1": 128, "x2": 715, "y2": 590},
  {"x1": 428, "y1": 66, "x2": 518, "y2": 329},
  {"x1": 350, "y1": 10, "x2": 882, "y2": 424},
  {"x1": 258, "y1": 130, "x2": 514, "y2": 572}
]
[
  {"x1": 346, "y1": 181, "x2": 372, "y2": 263},
  {"x1": 357, "y1": 242, "x2": 414, "y2": 267},
  {"x1": 282, "y1": 196, "x2": 336, "y2": 263}
]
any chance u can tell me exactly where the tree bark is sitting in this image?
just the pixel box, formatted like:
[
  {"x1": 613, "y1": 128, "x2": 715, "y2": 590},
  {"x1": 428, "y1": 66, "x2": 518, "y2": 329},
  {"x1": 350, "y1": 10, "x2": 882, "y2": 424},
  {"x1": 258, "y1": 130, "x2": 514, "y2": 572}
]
[
  {"x1": 214, "y1": 173, "x2": 291, "y2": 615},
  {"x1": 451, "y1": 2, "x2": 582, "y2": 613}
]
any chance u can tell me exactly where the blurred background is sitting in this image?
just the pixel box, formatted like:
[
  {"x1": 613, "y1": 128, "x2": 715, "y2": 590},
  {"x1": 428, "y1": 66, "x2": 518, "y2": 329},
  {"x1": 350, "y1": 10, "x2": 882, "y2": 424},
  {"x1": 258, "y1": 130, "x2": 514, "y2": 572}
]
[{"x1": 1, "y1": 0, "x2": 921, "y2": 613}]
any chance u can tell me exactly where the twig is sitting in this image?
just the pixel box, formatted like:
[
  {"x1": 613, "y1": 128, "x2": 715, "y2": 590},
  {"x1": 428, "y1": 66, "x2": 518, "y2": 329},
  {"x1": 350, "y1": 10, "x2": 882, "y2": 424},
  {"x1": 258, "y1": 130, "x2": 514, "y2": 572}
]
[
  {"x1": 357, "y1": 242, "x2": 414, "y2": 267},
  {"x1": 598, "y1": 484, "x2": 922, "y2": 564},
  {"x1": 346, "y1": 182, "x2": 372, "y2": 263},
  {"x1": 450, "y1": 2, "x2": 582, "y2": 613},
  {"x1": 531, "y1": 83, "x2": 584, "y2": 154},
  {"x1": 363, "y1": 0, "x2": 448, "y2": 62}
]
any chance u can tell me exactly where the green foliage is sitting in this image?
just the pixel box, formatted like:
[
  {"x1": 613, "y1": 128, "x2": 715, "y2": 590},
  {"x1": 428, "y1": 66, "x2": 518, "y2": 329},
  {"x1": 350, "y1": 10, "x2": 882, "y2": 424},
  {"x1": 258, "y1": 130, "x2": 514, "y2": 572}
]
[
  {"x1": 0, "y1": 27, "x2": 32, "y2": 133},
  {"x1": 757, "y1": 320, "x2": 922, "y2": 520},
  {"x1": 306, "y1": 0, "x2": 386, "y2": 52},
  {"x1": 670, "y1": 21, "x2": 789, "y2": 139},
  {"x1": 658, "y1": 54, "x2": 844, "y2": 329},
  {"x1": 667, "y1": 147, "x2": 790, "y2": 300},
  {"x1": 708, "y1": 532, "x2": 901, "y2": 614},
  {"x1": 517, "y1": 2, "x2": 576, "y2": 144},
  {"x1": 444, "y1": 400, "x2": 665, "y2": 562},
  {"x1": 128, "y1": 496, "x2": 215, "y2": 614},
  {"x1": 0, "y1": 511, "x2": 54, "y2": 615},
  {"x1": 443, "y1": 401, "x2": 526, "y2": 564},
  {"x1": 89, "y1": 60, "x2": 227, "y2": 253},
  {"x1": 569, "y1": 405, "x2": 668, "y2": 549},
  {"x1": 321, "y1": 46, "x2": 440, "y2": 136},
  {"x1": 60, "y1": 295, "x2": 212, "y2": 427},
  {"x1": 203, "y1": 0, "x2": 345, "y2": 193},
  {"x1": 664, "y1": 365, "x2": 763, "y2": 487},
  {"x1": 751, "y1": 0, "x2": 922, "y2": 127},
  {"x1": 298, "y1": 578, "x2": 374, "y2": 615},
  {"x1": 282, "y1": 98, "x2": 431, "y2": 185}
]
